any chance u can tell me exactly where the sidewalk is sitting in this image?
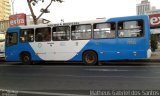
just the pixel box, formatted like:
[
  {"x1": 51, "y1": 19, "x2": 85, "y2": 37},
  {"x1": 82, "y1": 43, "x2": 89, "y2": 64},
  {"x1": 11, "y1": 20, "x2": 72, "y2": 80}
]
[{"x1": 147, "y1": 49, "x2": 160, "y2": 62}]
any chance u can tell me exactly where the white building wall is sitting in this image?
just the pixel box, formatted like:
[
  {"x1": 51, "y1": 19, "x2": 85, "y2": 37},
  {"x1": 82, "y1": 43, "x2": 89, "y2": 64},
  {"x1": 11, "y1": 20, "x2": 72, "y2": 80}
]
[{"x1": 136, "y1": 0, "x2": 151, "y2": 15}]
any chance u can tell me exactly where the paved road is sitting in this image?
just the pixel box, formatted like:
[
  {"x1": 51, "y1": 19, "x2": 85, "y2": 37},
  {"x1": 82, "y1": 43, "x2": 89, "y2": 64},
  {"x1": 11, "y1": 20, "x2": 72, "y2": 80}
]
[{"x1": 0, "y1": 61, "x2": 160, "y2": 95}]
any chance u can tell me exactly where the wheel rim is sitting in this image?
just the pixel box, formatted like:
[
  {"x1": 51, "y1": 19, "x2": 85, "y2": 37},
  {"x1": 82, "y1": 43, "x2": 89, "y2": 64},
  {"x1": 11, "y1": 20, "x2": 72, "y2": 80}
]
[
  {"x1": 85, "y1": 53, "x2": 96, "y2": 64},
  {"x1": 23, "y1": 55, "x2": 30, "y2": 63}
]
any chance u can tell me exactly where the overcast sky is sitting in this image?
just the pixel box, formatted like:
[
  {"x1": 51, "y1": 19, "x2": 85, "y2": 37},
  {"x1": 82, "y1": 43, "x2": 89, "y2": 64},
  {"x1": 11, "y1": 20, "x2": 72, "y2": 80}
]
[{"x1": 12, "y1": 0, "x2": 160, "y2": 23}]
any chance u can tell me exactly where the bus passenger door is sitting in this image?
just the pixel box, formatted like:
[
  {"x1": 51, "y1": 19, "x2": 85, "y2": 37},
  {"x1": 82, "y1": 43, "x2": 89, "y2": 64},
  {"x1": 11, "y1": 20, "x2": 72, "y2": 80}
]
[{"x1": 6, "y1": 29, "x2": 19, "y2": 61}]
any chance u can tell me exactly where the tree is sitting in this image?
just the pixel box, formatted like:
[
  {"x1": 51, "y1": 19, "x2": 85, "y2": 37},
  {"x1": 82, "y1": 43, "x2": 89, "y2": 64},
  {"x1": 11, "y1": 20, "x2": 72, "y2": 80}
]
[
  {"x1": 151, "y1": 34, "x2": 158, "y2": 52},
  {"x1": 27, "y1": 0, "x2": 63, "y2": 25}
]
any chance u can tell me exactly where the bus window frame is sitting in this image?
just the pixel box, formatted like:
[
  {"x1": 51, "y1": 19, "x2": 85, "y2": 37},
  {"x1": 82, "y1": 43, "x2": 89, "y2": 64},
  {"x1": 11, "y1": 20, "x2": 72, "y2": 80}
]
[
  {"x1": 71, "y1": 24, "x2": 92, "y2": 40},
  {"x1": 6, "y1": 32, "x2": 18, "y2": 47},
  {"x1": 35, "y1": 27, "x2": 51, "y2": 42},
  {"x1": 20, "y1": 28, "x2": 34, "y2": 43},
  {"x1": 117, "y1": 19, "x2": 144, "y2": 38},
  {"x1": 93, "y1": 22, "x2": 116, "y2": 39},
  {"x1": 52, "y1": 26, "x2": 70, "y2": 41}
]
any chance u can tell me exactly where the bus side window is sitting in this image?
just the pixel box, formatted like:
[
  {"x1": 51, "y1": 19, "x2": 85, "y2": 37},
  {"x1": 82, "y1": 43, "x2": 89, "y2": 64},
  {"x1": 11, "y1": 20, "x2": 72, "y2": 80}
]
[
  {"x1": 118, "y1": 26, "x2": 124, "y2": 37},
  {"x1": 35, "y1": 32, "x2": 43, "y2": 41},
  {"x1": 35, "y1": 27, "x2": 51, "y2": 42},
  {"x1": 93, "y1": 22, "x2": 116, "y2": 39},
  {"x1": 138, "y1": 20, "x2": 144, "y2": 37},
  {"x1": 6, "y1": 32, "x2": 18, "y2": 46},
  {"x1": 52, "y1": 26, "x2": 70, "y2": 41},
  {"x1": 20, "y1": 29, "x2": 34, "y2": 42},
  {"x1": 71, "y1": 24, "x2": 91, "y2": 40},
  {"x1": 118, "y1": 20, "x2": 144, "y2": 38},
  {"x1": 43, "y1": 28, "x2": 51, "y2": 41}
]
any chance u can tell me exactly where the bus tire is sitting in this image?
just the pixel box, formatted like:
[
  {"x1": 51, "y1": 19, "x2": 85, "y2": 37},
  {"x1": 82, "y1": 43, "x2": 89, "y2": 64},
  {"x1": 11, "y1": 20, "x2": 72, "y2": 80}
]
[
  {"x1": 21, "y1": 53, "x2": 32, "y2": 64},
  {"x1": 83, "y1": 51, "x2": 98, "y2": 65}
]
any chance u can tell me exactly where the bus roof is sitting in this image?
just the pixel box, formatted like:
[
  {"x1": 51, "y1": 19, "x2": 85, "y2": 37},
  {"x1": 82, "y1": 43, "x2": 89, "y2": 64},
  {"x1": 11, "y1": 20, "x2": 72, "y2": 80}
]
[
  {"x1": 7, "y1": 15, "x2": 148, "y2": 30},
  {"x1": 107, "y1": 15, "x2": 148, "y2": 22}
]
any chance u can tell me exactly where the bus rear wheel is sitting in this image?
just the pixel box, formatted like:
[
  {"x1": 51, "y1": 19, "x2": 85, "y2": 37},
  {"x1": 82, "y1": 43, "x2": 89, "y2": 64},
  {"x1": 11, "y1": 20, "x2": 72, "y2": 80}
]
[
  {"x1": 83, "y1": 51, "x2": 98, "y2": 65},
  {"x1": 21, "y1": 53, "x2": 32, "y2": 64}
]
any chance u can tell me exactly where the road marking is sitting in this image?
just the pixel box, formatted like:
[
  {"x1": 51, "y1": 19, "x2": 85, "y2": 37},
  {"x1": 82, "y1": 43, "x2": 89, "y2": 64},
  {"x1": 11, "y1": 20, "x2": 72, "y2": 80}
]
[
  {"x1": 85, "y1": 69, "x2": 147, "y2": 72},
  {"x1": 36, "y1": 64, "x2": 160, "y2": 68},
  {"x1": 1, "y1": 62, "x2": 160, "y2": 68},
  {"x1": 19, "y1": 90, "x2": 89, "y2": 96},
  {"x1": 64, "y1": 74, "x2": 160, "y2": 79}
]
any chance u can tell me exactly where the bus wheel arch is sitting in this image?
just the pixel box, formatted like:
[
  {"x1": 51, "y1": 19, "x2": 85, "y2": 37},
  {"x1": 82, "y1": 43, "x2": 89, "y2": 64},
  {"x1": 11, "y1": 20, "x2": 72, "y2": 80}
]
[
  {"x1": 82, "y1": 50, "x2": 98, "y2": 65},
  {"x1": 20, "y1": 52, "x2": 32, "y2": 64}
]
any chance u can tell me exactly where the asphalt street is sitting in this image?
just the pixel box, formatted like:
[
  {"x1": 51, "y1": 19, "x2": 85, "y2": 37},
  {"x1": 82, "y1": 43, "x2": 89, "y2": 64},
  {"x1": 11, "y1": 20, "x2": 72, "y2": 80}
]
[{"x1": 0, "y1": 61, "x2": 160, "y2": 95}]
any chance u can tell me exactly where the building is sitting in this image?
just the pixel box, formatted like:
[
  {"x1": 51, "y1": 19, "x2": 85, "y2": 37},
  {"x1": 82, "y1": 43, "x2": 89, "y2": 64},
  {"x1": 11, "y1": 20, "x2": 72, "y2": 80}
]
[
  {"x1": 136, "y1": 0, "x2": 160, "y2": 35},
  {"x1": 136, "y1": 0, "x2": 150, "y2": 15},
  {"x1": 0, "y1": 20, "x2": 9, "y2": 32},
  {"x1": 136, "y1": 0, "x2": 160, "y2": 48},
  {"x1": 145, "y1": 6, "x2": 160, "y2": 15},
  {"x1": 145, "y1": 7, "x2": 160, "y2": 36},
  {"x1": 0, "y1": 0, "x2": 11, "y2": 21}
]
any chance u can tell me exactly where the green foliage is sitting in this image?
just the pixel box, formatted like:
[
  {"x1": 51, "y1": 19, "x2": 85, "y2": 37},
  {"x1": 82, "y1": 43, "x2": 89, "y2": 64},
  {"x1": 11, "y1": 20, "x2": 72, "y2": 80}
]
[{"x1": 151, "y1": 34, "x2": 158, "y2": 52}]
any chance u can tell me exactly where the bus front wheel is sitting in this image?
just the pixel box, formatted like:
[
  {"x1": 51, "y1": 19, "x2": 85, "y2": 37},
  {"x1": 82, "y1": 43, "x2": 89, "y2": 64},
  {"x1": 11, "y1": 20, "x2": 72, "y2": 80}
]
[
  {"x1": 21, "y1": 53, "x2": 32, "y2": 64},
  {"x1": 83, "y1": 51, "x2": 98, "y2": 65}
]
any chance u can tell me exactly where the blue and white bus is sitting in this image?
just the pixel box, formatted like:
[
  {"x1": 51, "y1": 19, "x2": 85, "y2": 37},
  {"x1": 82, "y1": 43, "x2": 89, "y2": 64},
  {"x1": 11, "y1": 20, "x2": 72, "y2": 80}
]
[{"x1": 5, "y1": 15, "x2": 151, "y2": 65}]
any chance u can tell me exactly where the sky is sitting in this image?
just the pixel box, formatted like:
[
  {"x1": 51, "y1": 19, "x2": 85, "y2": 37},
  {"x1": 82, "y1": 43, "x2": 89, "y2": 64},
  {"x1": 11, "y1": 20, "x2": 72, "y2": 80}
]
[{"x1": 12, "y1": 0, "x2": 160, "y2": 23}]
